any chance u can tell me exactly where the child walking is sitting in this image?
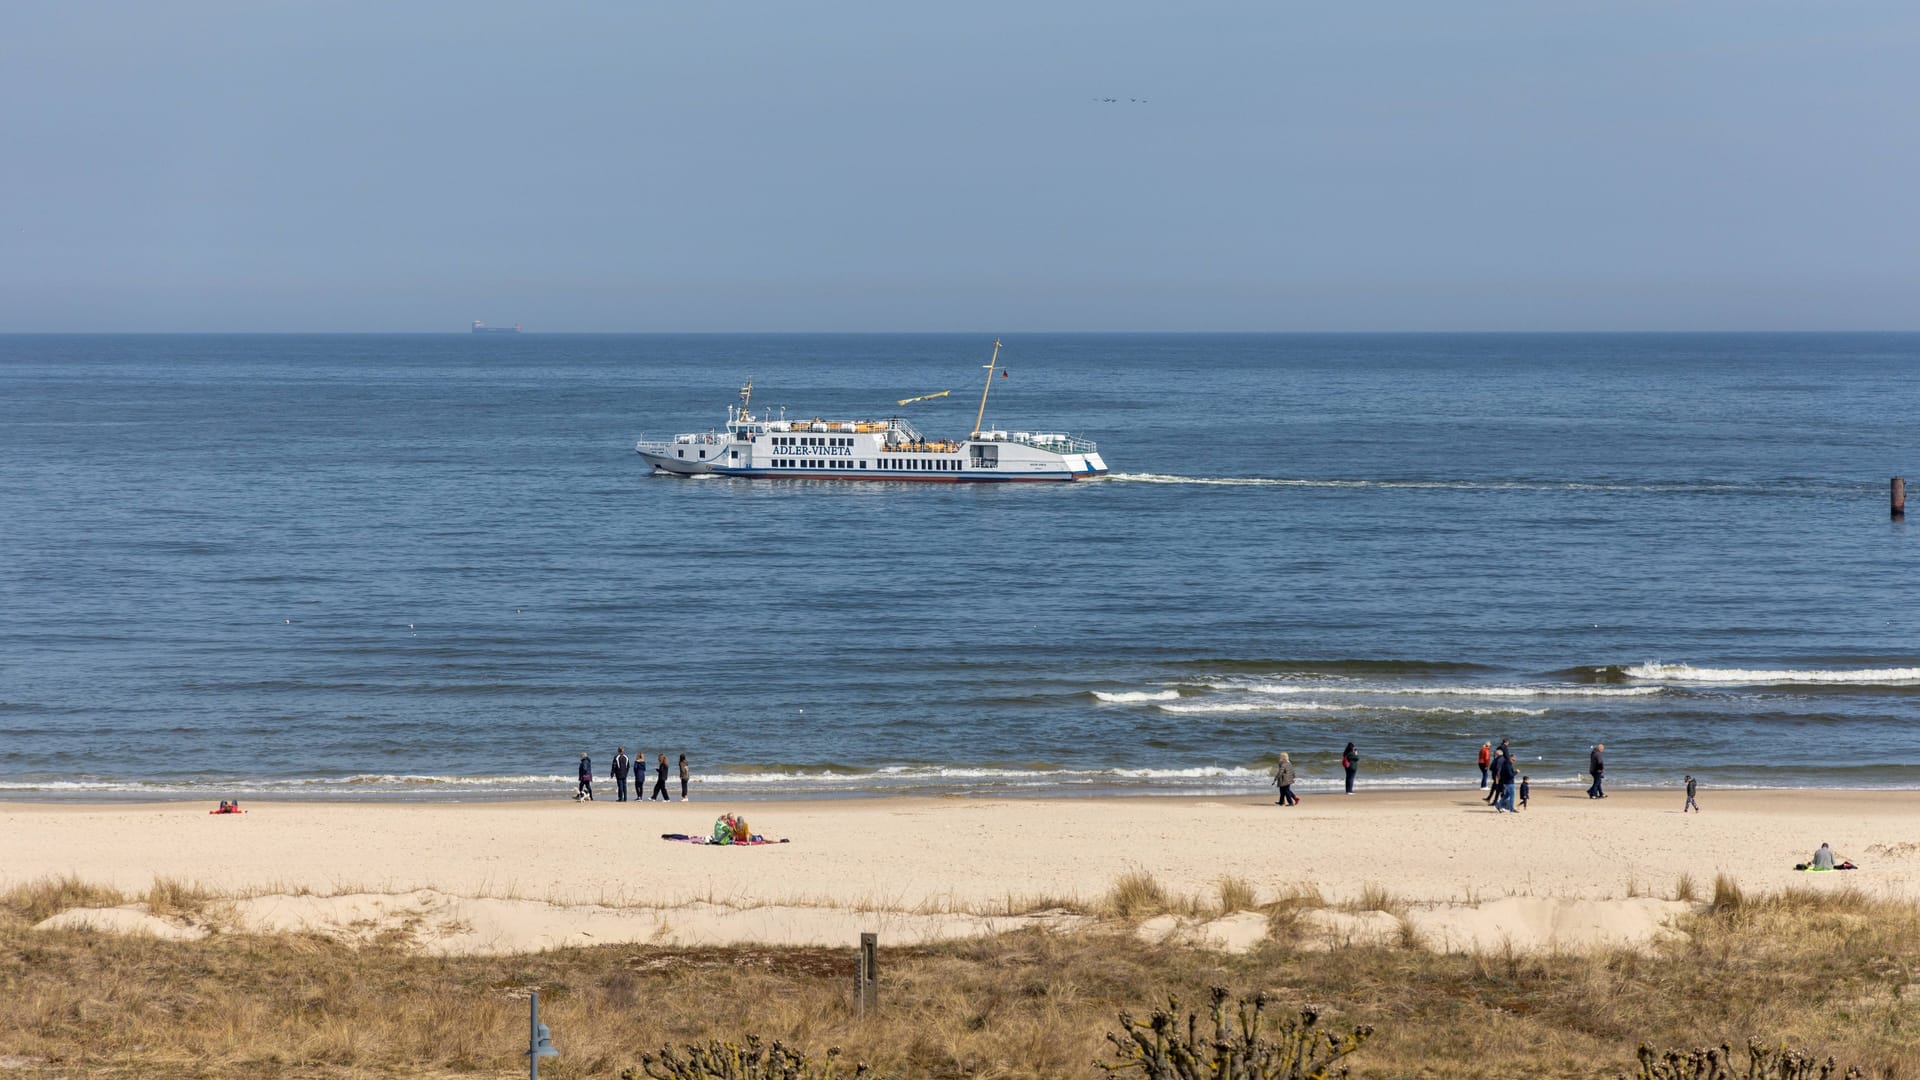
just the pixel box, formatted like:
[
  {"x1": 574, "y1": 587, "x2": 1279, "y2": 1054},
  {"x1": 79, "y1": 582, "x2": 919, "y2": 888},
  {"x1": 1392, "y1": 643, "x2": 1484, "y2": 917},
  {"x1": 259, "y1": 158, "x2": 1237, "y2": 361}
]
[{"x1": 1517, "y1": 775, "x2": 1530, "y2": 810}]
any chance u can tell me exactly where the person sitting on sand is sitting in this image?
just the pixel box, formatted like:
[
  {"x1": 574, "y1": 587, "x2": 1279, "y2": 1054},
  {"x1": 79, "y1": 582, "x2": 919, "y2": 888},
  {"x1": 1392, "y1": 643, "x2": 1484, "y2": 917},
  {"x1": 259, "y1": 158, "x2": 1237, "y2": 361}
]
[{"x1": 1810, "y1": 842, "x2": 1861, "y2": 870}]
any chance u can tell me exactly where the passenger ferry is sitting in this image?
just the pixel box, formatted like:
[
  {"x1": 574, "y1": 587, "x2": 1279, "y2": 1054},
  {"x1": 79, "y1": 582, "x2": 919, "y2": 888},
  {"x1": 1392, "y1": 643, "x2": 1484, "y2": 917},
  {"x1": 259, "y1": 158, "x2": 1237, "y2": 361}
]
[{"x1": 635, "y1": 342, "x2": 1107, "y2": 482}]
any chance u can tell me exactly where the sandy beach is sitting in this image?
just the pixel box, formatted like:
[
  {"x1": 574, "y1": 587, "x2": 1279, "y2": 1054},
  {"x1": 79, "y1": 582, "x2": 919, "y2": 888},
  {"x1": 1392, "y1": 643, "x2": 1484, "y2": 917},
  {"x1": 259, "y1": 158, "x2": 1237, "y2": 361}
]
[{"x1": 6, "y1": 787, "x2": 1915, "y2": 954}]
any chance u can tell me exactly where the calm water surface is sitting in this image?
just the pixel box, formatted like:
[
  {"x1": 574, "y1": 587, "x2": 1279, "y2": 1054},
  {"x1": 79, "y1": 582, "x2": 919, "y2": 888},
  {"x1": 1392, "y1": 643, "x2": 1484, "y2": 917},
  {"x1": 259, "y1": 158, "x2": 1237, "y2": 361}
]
[{"x1": 1, "y1": 333, "x2": 1916, "y2": 799}]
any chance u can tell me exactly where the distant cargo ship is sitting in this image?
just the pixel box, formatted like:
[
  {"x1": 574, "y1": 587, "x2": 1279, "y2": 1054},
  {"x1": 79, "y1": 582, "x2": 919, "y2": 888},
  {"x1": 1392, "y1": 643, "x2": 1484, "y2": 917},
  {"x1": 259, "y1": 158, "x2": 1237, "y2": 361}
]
[{"x1": 471, "y1": 321, "x2": 523, "y2": 334}]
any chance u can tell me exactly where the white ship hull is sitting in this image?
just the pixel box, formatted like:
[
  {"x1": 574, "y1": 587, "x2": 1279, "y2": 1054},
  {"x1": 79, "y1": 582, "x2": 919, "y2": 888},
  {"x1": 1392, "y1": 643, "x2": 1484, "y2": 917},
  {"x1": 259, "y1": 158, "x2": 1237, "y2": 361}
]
[{"x1": 637, "y1": 429, "x2": 1107, "y2": 482}]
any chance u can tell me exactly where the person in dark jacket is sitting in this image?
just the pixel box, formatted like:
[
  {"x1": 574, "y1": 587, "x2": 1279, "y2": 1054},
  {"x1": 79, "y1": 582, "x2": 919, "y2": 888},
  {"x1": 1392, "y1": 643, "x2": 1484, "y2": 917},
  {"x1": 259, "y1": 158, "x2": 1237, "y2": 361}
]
[
  {"x1": 1341, "y1": 742, "x2": 1358, "y2": 794},
  {"x1": 576, "y1": 753, "x2": 594, "y2": 801},
  {"x1": 1588, "y1": 744, "x2": 1606, "y2": 799},
  {"x1": 650, "y1": 753, "x2": 670, "y2": 801},
  {"x1": 611, "y1": 747, "x2": 631, "y2": 802},
  {"x1": 1485, "y1": 747, "x2": 1505, "y2": 804},
  {"x1": 1518, "y1": 775, "x2": 1530, "y2": 809},
  {"x1": 678, "y1": 754, "x2": 691, "y2": 801},
  {"x1": 1683, "y1": 774, "x2": 1698, "y2": 813},
  {"x1": 1273, "y1": 752, "x2": 1299, "y2": 806},
  {"x1": 1493, "y1": 749, "x2": 1518, "y2": 812}
]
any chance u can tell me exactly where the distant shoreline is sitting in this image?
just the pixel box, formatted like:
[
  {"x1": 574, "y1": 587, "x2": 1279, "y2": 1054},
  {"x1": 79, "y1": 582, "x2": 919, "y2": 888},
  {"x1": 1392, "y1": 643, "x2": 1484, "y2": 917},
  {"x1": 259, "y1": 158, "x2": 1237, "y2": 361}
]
[{"x1": 8, "y1": 779, "x2": 1920, "y2": 805}]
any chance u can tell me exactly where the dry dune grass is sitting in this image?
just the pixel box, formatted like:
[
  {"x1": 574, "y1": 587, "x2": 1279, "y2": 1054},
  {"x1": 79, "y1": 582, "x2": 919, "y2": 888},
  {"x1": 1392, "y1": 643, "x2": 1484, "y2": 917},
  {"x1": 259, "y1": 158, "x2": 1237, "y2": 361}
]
[{"x1": 4, "y1": 874, "x2": 1920, "y2": 1079}]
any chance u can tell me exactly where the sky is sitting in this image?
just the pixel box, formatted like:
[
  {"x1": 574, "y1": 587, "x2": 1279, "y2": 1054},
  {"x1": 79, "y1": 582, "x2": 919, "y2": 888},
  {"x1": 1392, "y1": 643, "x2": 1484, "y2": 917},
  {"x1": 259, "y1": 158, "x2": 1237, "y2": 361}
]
[{"x1": 2, "y1": 1, "x2": 1916, "y2": 332}]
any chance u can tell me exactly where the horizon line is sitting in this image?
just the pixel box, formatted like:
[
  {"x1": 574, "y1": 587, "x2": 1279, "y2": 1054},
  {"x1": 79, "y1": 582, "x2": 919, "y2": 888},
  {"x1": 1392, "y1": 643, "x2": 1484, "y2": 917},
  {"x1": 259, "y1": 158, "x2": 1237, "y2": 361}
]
[{"x1": 3, "y1": 328, "x2": 1918, "y2": 336}]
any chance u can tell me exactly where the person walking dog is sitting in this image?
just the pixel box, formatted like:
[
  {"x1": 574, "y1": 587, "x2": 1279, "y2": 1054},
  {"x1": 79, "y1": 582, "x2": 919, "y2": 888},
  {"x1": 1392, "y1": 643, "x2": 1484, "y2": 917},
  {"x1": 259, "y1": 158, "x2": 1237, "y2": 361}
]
[{"x1": 575, "y1": 753, "x2": 594, "y2": 801}]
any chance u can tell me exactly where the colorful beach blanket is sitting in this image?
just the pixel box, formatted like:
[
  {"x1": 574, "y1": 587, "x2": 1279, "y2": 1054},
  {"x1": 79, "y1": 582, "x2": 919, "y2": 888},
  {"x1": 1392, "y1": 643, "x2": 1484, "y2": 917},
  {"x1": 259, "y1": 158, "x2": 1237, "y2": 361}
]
[{"x1": 661, "y1": 833, "x2": 788, "y2": 846}]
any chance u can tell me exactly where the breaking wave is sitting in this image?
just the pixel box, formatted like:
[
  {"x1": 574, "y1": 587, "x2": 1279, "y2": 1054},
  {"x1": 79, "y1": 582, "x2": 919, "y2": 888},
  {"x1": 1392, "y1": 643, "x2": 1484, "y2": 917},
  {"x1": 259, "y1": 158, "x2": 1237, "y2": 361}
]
[
  {"x1": 1090, "y1": 689, "x2": 1181, "y2": 703},
  {"x1": 1158, "y1": 701, "x2": 1548, "y2": 716},
  {"x1": 1625, "y1": 663, "x2": 1920, "y2": 685},
  {"x1": 1214, "y1": 681, "x2": 1662, "y2": 699}
]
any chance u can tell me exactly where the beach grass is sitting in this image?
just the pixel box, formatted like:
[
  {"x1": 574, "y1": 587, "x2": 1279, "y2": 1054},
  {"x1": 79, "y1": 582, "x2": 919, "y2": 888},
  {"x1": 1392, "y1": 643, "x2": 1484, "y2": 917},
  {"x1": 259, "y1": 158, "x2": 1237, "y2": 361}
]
[{"x1": 4, "y1": 875, "x2": 1920, "y2": 1079}]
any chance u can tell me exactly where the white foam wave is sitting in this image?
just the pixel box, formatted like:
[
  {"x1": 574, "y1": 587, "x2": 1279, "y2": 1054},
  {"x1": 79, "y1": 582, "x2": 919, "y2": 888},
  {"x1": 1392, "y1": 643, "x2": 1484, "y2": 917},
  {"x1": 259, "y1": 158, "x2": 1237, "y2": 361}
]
[
  {"x1": 1091, "y1": 689, "x2": 1181, "y2": 703},
  {"x1": 1107, "y1": 473, "x2": 1748, "y2": 494},
  {"x1": 1222, "y1": 681, "x2": 1660, "y2": 699},
  {"x1": 1626, "y1": 663, "x2": 1920, "y2": 685},
  {"x1": 1160, "y1": 701, "x2": 1547, "y2": 716}
]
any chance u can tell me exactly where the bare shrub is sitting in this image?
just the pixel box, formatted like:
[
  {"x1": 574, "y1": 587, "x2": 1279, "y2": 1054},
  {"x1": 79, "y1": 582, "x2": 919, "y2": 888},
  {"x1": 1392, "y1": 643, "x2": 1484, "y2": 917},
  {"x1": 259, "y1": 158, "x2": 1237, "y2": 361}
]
[
  {"x1": 631, "y1": 1035, "x2": 868, "y2": 1080},
  {"x1": 1625, "y1": 1038, "x2": 1862, "y2": 1079},
  {"x1": 1100, "y1": 987, "x2": 1373, "y2": 1080}
]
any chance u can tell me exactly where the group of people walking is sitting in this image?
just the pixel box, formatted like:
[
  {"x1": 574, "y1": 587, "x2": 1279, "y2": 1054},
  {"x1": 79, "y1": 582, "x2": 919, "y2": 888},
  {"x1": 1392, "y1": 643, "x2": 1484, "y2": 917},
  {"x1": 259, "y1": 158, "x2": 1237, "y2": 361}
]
[
  {"x1": 1477, "y1": 740, "x2": 1529, "y2": 812},
  {"x1": 575, "y1": 749, "x2": 689, "y2": 802},
  {"x1": 1273, "y1": 738, "x2": 1702, "y2": 813}
]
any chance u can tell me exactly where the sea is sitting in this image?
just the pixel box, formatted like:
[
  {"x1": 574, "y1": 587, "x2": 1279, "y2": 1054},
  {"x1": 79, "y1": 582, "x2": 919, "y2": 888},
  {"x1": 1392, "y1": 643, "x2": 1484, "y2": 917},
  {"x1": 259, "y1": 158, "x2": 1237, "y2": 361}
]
[{"x1": 2, "y1": 333, "x2": 1917, "y2": 801}]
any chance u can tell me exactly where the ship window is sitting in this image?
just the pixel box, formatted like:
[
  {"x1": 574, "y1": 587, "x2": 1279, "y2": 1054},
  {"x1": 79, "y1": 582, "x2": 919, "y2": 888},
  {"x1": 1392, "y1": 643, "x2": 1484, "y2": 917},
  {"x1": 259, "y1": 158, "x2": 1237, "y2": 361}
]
[
  {"x1": 859, "y1": 460, "x2": 866, "y2": 468},
  {"x1": 731, "y1": 451, "x2": 739, "y2": 460},
  {"x1": 698, "y1": 451, "x2": 706, "y2": 459},
  {"x1": 677, "y1": 450, "x2": 685, "y2": 458}
]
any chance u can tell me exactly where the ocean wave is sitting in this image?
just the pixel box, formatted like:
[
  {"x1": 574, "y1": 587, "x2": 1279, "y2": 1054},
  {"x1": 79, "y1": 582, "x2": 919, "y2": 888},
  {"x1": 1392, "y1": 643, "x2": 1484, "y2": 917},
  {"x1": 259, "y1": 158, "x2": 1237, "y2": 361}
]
[
  {"x1": 1090, "y1": 689, "x2": 1181, "y2": 703},
  {"x1": 1216, "y1": 681, "x2": 1661, "y2": 699},
  {"x1": 1625, "y1": 663, "x2": 1920, "y2": 685},
  {"x1": 1159, "y1": 701, "x2": 1548, "y2": 716},
  {"x1": 0, "y1": 775, "x2": 575, "y2": 794},
  {"x1": 1168, "y1": 658, "x2": 1494, "y2": 675}
]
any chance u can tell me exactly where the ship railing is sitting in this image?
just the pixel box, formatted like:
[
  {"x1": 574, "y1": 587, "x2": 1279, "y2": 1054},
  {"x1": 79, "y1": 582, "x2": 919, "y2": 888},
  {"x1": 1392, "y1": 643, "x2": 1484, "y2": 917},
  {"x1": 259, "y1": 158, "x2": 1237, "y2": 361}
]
[{"x1": 977, "y1": 432, "x2": 1098, "y2": 453}]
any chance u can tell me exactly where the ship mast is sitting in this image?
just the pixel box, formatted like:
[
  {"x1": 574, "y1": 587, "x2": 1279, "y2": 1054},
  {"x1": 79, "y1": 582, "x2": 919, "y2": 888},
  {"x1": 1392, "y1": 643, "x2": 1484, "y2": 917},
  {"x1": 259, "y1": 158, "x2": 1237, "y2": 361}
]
[{"x1": 970, "y1": 339, "x2": 1002, "y2": 438}]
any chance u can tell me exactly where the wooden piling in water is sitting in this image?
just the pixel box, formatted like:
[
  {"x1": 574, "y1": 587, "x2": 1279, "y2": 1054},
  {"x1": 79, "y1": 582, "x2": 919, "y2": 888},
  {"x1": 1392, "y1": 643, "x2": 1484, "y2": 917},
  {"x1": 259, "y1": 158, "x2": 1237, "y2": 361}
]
[{"x1": 1896, "y1": 477, "x2": 1907, "y2": 520}]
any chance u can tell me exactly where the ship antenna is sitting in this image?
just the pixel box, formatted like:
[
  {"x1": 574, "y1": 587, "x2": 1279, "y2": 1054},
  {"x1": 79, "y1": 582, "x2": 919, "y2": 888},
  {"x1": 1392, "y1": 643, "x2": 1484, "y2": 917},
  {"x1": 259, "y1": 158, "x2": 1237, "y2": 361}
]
[
  {"x1": 739, "y1": 378, "x2": 753, "y2": 413},
  {"x1": 970, "y1": 339, "x2": 1002, "y2": 438}
]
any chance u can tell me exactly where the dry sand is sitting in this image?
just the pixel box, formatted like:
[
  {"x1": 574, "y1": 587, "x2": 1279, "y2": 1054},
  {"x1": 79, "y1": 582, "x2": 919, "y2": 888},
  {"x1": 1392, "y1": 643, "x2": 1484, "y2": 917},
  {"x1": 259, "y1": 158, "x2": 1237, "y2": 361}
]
[{"x1": 6, "y1": 787, "x2": 1914, "y2": 955}]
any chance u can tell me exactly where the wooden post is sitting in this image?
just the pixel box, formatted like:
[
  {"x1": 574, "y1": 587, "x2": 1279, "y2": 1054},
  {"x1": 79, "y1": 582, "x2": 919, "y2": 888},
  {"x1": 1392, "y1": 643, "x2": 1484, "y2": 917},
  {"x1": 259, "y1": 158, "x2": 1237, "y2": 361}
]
[
  {"x1": 855, "y1": 932, "x2": 878, "y2": 1017},
  {"x1": 1896, "y1": 477, "x2": 1907, "y2": 520}
]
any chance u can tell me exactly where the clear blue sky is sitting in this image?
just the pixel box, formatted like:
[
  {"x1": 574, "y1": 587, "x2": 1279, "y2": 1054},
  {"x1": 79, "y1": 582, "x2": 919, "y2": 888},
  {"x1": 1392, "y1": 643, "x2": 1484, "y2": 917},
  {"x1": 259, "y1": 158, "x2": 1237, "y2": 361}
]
[{"x1": 3, "y1": 1, "x2": 1914, "y2": 331}]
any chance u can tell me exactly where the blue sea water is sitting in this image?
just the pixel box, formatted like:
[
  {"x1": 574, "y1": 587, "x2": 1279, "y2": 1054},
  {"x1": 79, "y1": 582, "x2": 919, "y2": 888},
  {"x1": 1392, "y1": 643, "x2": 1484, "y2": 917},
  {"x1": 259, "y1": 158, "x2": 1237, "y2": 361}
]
[{"x1": 1, "y1": 333, "x2": 1916, "y2": 800}]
